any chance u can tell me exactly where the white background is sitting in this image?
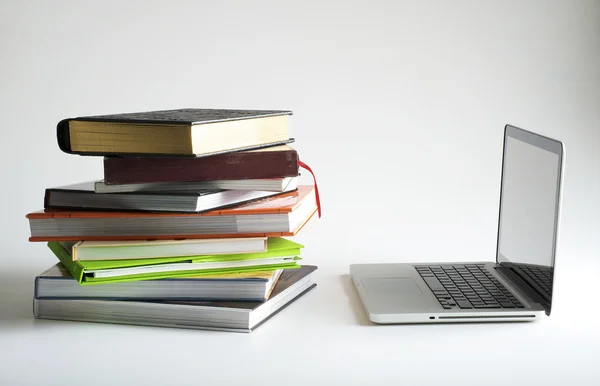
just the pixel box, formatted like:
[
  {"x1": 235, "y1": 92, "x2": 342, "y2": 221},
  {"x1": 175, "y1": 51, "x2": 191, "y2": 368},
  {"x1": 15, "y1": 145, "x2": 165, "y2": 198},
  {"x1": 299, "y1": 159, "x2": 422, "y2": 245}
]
[{"x1": 1, "y1": 1, "x2": 599, "y2": 385}]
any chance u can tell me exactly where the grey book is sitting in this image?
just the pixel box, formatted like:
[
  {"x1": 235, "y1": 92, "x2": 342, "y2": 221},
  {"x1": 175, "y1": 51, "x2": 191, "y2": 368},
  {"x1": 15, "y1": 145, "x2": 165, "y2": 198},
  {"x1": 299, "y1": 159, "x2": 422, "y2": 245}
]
[
  {"x1": 34, "y1": 265, "x2": 318, "y2": 333},
  {"x1": 44, "y1": 180, "x2": 295, "y2": 213}
]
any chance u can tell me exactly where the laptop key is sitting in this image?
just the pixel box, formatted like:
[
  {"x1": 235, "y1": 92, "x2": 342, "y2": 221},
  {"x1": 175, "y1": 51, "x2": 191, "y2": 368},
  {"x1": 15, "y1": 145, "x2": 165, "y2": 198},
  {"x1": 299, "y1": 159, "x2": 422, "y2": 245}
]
[{"x1": 456, "y1": 300, "x2": 473, "y2": 309}]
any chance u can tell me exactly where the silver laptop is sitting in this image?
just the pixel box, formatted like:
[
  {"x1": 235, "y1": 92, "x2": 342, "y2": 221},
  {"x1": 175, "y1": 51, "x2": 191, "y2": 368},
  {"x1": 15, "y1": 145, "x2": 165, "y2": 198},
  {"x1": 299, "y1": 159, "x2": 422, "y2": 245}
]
[{"x1": 350, "y1": 124, "x2": 564, "y2": 323}]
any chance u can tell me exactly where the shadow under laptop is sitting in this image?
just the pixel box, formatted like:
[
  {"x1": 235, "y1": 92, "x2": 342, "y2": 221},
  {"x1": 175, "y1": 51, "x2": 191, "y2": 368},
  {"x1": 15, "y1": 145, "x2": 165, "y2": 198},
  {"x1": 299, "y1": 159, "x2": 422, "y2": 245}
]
[{"x1": 0, "y1": 271, "x2": 36, "y2": 328}]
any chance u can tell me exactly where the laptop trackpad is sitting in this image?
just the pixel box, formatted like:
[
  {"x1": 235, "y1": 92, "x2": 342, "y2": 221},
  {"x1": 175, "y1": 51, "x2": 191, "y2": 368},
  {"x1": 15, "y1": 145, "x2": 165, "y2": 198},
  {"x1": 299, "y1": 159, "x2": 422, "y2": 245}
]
[{"x1": 362, "y1": 277, "x2": 423, "y2": 297}]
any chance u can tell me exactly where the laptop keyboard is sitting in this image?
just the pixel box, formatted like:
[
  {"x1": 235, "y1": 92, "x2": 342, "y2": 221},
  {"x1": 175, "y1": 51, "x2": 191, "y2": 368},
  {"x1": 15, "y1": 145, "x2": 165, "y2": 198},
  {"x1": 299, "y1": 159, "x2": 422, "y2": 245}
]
[
  {"x1": 518, "y1": 265, "x2": 553, "y2": 296},
  {"x1": 414, "y1": 264, "x2": 525, "y2": 310}
]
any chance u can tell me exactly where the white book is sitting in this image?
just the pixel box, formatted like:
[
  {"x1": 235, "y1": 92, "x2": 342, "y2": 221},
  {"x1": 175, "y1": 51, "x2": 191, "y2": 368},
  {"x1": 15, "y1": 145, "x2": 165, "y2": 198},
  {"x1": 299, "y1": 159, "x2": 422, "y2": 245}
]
[
  {"x1": 89, "y1": 256, "x2": 299, "y2": 278},
  {"x1": 66, "y1": 237, "x2": 268, "y2": 261},
  {"x1": 94, "y1": 177, "x2": 298, "y2": 193}
]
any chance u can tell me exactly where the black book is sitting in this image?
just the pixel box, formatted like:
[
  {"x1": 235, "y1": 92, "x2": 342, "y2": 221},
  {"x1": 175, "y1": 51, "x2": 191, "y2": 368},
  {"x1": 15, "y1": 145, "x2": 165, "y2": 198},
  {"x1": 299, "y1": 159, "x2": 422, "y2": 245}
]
[{"x1": 57, "y1": 108, "x2": 294, "y2": 157}]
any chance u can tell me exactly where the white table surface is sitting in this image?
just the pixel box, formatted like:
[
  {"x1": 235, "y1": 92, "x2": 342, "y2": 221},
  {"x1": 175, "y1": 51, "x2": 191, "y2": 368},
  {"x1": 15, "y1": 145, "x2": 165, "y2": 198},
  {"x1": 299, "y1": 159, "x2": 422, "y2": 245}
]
[{"x1": 1, "y1": 256, "x2": 599, "y2": 386}]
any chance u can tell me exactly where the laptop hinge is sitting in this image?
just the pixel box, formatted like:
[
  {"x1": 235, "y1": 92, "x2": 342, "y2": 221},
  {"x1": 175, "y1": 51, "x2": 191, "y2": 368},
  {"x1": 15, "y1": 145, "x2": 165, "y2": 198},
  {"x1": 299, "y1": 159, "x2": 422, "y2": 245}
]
[{"x1": 496, "y1": 264, "x2": 551, "y2": 315}]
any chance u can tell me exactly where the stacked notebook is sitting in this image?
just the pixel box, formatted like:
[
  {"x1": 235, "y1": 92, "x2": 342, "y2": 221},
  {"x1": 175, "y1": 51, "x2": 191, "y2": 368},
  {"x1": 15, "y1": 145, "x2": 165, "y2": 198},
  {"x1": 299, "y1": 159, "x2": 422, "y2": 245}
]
[{"x1": 27, "y1": 108, "x2": 320, "y2": 332}]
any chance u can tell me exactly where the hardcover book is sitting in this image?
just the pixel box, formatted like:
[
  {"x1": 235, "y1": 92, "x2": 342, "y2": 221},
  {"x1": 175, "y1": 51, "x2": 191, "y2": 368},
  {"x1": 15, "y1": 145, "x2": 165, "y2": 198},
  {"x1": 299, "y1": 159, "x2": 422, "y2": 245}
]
[
  {"x1": 57, "y1": 108, "x2": 293, "y2": 157},
  {"x1": 27, "y1": 186, "x2": 318, "y2": 242},
  {"x1": 102, "y1": 145, "x2": 299, "y2": 185},
  {"x1": 33, "y1": 265, "x2": 318, "y2": 333}
]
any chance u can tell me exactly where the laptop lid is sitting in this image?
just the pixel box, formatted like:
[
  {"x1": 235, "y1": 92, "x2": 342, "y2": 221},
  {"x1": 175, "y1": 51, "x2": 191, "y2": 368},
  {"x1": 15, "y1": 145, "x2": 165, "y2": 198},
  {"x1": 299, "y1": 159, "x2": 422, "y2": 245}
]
[{"x1": 495, "y1": 125, "x2": 564, "y2": 315}]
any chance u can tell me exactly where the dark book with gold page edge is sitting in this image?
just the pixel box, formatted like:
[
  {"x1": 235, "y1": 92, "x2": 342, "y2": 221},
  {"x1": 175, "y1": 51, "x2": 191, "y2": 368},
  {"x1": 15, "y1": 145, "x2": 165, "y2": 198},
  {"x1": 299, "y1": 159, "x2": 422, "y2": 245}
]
[{"x1": 57, "y1": 108, "x2": 293, "y2": 157}]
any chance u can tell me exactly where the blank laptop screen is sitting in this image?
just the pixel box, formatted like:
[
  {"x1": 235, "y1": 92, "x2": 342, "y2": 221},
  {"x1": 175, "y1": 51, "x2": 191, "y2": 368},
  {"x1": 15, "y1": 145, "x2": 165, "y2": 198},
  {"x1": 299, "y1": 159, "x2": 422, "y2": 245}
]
[{"x1": 497, "y1": 126, "x2": 562, "y2": 297}]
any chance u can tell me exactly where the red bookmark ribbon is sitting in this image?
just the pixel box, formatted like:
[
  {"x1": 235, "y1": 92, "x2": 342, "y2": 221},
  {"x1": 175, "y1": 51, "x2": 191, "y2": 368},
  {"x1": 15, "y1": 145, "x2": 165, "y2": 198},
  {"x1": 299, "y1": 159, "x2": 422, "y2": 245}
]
[{"x1": 298, "y1": 160, "x2": 321, "y2": 218}]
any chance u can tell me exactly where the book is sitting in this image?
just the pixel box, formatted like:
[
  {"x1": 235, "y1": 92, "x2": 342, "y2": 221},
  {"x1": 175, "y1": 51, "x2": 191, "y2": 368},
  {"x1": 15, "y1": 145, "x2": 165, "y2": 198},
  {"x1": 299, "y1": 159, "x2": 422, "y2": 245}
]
[
  {"x1": 57, "y1": 108, "x2": 293, "y2": 157},
  {"x1": 33, "y1": 265, "x2": 317, "y2": 333},
  {"x1": 27, "y1": 186, "x2": 317, "y2": 242},
  {"x1": 103, "y1": 144, "x2": 299, "y2": 185},
  {"x1": 44, "y1": 180, "x2": 295, "y2": 213},
  {"x1": 68, "y1": 237, "x2": 268, "y2": 261},
  {"x1": 94, "y1": 176, "x2": 298, "y2": 193},
  {"x1": 35, "y1": 263, "x2": 283, "y2": 301},
  {"x1": 50, "y1": 237, "x2": 303, "y2": 285}
]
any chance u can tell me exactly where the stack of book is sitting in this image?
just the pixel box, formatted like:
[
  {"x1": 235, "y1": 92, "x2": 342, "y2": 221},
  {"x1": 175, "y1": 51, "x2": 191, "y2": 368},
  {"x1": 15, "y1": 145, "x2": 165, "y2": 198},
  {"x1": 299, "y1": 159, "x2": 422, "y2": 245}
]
[{"x1": 26, "y1": 108, "x2": 320, "y2": 332}]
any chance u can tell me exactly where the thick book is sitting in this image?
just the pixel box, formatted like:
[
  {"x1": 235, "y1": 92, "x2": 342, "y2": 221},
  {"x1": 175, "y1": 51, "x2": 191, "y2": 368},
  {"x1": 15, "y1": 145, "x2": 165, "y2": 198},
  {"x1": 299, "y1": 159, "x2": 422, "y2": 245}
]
[
  {"x1": 35, "y1": 263, "x2": 283, "y2": 301},
  {"x1": 44, "y1": 180, "x2": 295, "y2": 213},
  {"x1": 94, "y1": 176, "x2": 298, "y2": 193},
  {"x1": 33, "y1": 265, "x2": 318, "y2": 333},
  {"x1": 27, "y1": 186, "x2": 317, "y2": 242},
  {"x1": 103, "y1": 145, "x2": 299, "y2": 185},
  {"x1": 50, "y1": 238, "x2": 303, "y2": 285},
  {"x1": 57, "y1": 108, "x2": 293, "y2": 157},
  {"x1": 69, "y1": 237, "x2": 268, "y2": 261}
]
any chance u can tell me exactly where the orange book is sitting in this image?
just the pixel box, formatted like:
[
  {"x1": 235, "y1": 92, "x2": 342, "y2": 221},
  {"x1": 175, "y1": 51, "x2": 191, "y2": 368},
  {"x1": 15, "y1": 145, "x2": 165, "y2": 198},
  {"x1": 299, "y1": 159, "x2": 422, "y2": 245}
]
[{"x1": 27, "y1": 186, "x2": 317, "y2": 242}]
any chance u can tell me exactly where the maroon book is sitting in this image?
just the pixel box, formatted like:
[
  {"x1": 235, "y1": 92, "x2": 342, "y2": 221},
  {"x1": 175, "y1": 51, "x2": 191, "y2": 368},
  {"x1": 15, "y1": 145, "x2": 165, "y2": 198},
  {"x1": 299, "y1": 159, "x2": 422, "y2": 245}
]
[{"x1": 103, "y1": 145, "x2": 299, "y2": 184}]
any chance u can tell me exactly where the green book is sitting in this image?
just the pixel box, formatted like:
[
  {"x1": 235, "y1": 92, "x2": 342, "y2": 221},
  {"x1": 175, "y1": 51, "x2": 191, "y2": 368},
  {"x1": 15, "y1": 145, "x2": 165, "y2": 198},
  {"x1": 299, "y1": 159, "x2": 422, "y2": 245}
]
[{"x1": 49, "y1": 238, "x2": 303, "y2": 285}]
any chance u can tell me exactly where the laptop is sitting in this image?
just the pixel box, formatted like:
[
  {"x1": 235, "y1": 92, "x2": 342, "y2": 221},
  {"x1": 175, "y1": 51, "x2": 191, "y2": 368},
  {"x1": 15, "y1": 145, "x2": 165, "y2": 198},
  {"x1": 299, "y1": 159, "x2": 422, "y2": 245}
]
[{"x1": 350, "y1": 124, "x2": 564, "y2": 323}]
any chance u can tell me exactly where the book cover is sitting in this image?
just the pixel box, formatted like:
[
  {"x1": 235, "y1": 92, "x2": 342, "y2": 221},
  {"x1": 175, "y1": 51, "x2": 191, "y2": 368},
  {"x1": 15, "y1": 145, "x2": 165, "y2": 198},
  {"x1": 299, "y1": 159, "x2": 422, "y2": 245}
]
[{"x1": 103, "y1": 145, "x2": 299, "y2": 185}]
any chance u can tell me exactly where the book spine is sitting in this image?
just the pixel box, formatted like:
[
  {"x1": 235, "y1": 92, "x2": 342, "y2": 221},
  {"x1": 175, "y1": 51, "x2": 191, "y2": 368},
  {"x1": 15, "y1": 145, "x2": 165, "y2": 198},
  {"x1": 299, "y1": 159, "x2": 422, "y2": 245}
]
[
  {"x1": 33, "y1": 276, "x2": 40, "y2": 299},
  {"x1": 103, "y1": 150, "x2": 299, "y2": 184},
  {"x1": 56, "y1": 119, "x2": 73, "y2": 154}
]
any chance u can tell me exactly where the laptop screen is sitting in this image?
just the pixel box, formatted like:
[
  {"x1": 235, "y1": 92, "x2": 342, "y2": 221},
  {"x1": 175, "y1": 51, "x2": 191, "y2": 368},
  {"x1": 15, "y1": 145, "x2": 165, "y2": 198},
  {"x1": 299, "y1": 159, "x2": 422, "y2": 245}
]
[{"x1": 496, "y1": 125, "x2": 563, "y2": 308}]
